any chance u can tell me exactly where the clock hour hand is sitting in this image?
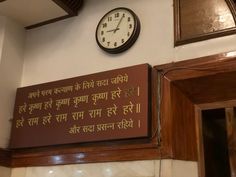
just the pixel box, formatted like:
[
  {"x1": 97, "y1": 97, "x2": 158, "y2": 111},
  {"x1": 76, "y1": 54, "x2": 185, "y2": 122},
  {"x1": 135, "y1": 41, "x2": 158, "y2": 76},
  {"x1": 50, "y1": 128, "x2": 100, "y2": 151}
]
[
  {"x1": 106, "y1": 28, "x2": 120, "y2": 33},
  {"x1": 114, "y1": 16, "x2": 124, "y2": 33}
]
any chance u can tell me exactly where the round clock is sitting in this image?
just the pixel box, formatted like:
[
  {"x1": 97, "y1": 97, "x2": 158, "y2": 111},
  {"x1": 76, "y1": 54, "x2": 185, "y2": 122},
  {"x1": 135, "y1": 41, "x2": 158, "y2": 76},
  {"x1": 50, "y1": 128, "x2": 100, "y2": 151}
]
[{"x1": 96, "y1": 7, "x2": 141, "y2": 54}]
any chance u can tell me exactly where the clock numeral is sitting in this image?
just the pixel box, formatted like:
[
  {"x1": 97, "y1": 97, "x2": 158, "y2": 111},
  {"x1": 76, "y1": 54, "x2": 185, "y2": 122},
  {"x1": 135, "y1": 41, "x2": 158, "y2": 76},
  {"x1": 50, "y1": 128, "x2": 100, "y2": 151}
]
[
  {"x1": 96, "y1": 8, "x2": 140, "y2": 53},
  {"x1": 108, "y1": 16, "x2": 112, "y2": 21},
  {"x1": 102, "y1": 23, "x2": 107, "y2": 28},
  {"x1": 115, "y1": 13, "x2": 119, "y2": 18}
]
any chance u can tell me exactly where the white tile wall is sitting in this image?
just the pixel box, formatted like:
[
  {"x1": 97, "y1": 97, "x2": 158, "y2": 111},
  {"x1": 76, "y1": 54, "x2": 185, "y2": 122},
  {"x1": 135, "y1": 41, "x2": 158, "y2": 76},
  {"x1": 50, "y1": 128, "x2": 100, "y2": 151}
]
[
  {"x1": 172, "y1": 160, "x2": 198, "y2": 177},
  {"x1": 10, "y1": 160, "x2": 198, "y2": 177},
  {"x1": 0, "y1": 166, "x2": 11, "y2": 177},
  {"x1": 10, "y1": 168, "x2": 26, "y2": 177}
]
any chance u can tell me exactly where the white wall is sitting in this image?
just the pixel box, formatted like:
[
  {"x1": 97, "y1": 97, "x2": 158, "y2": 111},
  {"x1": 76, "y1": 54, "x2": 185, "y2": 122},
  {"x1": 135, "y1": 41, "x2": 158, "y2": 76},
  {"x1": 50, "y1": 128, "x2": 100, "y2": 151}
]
[
  {"x1": 22, "y1": 0, "x2": 174, "y2": 86},
  {"x1": 0, "y1": 17, "x2": 25, "y2": 148},
  {"x1": 2, "y1": 0, "x2": 236, "y2": 176},
  {"x1": 22, "y1": 0, "x2": 236, "y2": 86},
  {"x1": 0, "y1": 16, "x2": 6, "y2": 63},
  {"x1": 10, "y1": 160, "x2": 198, "y2": 177}
]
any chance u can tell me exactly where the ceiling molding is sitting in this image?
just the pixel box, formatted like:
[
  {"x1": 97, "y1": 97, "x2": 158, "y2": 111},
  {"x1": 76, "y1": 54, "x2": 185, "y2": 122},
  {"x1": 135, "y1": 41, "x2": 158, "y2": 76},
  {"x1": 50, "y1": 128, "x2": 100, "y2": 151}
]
[
  {"x1": 53, "y1": 0, "x2": 83, "y2": 15},
  {"x1": 26, "y1": 0, "x2": 83, "y2": 29},
  {"x1": 0, "y1": 0, "x2": 83, "y2": 29}
]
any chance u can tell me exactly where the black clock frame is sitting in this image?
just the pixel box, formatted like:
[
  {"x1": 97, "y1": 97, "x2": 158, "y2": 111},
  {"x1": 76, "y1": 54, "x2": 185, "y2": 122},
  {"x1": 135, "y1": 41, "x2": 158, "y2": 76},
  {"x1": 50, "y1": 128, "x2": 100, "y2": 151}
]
[{"x1": 95, "y1": 7, "x2": 141, "y2": 54}]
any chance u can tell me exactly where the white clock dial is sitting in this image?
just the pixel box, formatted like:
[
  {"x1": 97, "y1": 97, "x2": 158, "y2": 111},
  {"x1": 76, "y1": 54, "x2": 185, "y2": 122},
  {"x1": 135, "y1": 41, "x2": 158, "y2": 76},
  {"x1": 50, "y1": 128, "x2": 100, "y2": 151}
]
[{"x1": 96, "y1": 8, "x2": 140, "y2": 54}]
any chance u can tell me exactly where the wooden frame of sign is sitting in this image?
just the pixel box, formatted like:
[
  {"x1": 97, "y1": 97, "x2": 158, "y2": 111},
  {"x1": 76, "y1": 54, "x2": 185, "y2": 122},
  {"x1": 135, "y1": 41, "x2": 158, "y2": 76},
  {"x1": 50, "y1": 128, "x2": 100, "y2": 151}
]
[
  {"x1": 174, "y1": 0, "x2": 236, "y2": 46},
  {"x1": 3, "y1": 64, "x2": 164, "y2": 167},
  {"x1": 10, "y1": 64, "x2": 151, "y2": 148}
]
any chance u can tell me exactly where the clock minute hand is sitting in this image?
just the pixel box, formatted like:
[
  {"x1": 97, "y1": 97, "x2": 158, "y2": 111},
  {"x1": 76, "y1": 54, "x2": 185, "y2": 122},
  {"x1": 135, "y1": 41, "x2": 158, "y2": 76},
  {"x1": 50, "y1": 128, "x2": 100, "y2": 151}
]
[{"x1": 114, "y1": 16, "x2": 124, "y2": 33}]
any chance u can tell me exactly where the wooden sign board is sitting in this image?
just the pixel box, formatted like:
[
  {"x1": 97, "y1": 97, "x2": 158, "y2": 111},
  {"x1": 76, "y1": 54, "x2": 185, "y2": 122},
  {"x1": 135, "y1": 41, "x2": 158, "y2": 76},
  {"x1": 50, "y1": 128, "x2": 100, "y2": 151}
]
[{"x1": 9, "y1": 64, "x2": 151, "y2": 149}]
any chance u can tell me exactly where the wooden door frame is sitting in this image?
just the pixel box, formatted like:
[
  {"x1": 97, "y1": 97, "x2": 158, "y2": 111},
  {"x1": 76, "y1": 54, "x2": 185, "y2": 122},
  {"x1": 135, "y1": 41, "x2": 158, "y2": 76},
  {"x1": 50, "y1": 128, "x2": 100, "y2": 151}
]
[{"x1": 154, "y1": 51, "x2": 236, "y2": 175}]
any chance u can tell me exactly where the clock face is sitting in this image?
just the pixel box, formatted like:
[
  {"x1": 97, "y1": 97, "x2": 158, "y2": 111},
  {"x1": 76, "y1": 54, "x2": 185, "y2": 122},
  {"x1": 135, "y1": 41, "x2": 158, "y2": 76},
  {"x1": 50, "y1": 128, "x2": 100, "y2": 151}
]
[{"x1": 96, "y1": 7, "x2": 140, "y2": 54}]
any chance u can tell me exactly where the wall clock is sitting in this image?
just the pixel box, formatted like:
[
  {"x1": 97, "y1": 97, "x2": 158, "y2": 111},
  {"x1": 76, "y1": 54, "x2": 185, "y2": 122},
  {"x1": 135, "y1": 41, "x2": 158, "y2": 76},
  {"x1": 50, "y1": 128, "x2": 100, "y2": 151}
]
[{"x1": 96, "y1": 7, "x2": 141, "y2": 54}]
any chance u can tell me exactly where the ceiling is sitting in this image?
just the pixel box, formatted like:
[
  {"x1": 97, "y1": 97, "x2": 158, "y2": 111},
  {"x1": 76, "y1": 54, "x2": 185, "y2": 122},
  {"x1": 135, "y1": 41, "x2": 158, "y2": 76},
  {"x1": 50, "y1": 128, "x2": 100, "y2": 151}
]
[{"x1": 0, "y1": 0, "x2": 82, "y2": 28}]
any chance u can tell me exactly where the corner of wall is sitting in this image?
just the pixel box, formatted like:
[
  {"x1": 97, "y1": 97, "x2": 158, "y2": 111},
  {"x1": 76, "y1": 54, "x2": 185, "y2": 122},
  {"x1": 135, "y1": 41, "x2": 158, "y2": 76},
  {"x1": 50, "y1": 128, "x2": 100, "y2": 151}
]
[
  {"x1": 0, "y1": 16, "x2": 26, "y2": 148},
  {"x1": 0, "y1": 16, "x2": 6, "y2": 64}
]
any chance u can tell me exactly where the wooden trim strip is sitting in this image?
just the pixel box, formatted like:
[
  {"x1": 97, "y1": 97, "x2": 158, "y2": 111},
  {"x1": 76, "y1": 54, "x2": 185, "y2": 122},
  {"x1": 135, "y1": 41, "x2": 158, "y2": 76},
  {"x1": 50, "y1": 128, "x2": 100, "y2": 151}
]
[
  {"x1": 194, "y1": 106, "x2": 205, "y2": 177},
  {"x1": 0, "y1": 144, "x2": 167, "y2": 168},
  {"x1": 11, "y1": 147, "x2": 165, "y2": 167},
  {"x1": 174, "y1": 0, "x2": 181, "y2": 46},
  {"x1": 154, "y1": 51, "x2": 236, "y2": 81},
  {"x1": 175, "y1": 27, "x2": 236, "y2": 46},
  {"x1": 6, "y1": 135, "x2": 163, "y2": 167},
  {"x1": 26, "y1": 15, "x2": 72, "y2": 30},
  {"x1": 198, "y1": 100, "x2": 236, "y2": 110},
  {"x1": 26, "y1": 0, "x2": 83, "y2": 29},
  {"x1": 0, "y1": 148, "x2": 11, "y2": 167}
]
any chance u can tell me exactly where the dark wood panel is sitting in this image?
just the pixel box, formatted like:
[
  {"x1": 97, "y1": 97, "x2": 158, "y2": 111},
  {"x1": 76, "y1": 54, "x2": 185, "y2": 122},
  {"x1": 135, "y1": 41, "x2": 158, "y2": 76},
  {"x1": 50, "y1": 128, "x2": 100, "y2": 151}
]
[
  {"x1": 10, "y1": 64, "x2": 150, "y2": 149},
  {"x1": 9, "y1": 134, "x2": 161, "y2": 167},
  {"x1": 0, "y1": 68, "x2": 160, "y2": 167},
  {"x1": 162, "y1": 52, "x2": 236, "y2": 104},
  {"x1": 53, "y1": 0, "x2": 83, "y2": 15},
  {"x1": 154, "y1": 50, "x2": 236, "y2": 162},
  {"x1": 0, "y1": 148, "x2": 11, "y2": 167},
  {"x1": 26, "y1": 0, "x2": 83, "y2": 29},
  {"x1": 8, "y1": 137, "x2": 161, "y2": 167},
  {"x1": 11, "y1": 145, "x2": 166, "y2": 167},
  {"x1": 174, "y1": 0, "x2": 236, "y2": 46},
  {"x1": 173, "y1": 71, "x2": 236, "y2": 104},
  {"x1": 156, "y1": 71, "x2": 197, "y2": 161},
  {"x1": 4, "y1": 51, "x2": 236, "y2": 167},
  {"x1": 180, "y1": 0, "x2": 235, "y2": 37},
  {"x1": 159, "y1": 77, "x2": 173, "y2": 158},
  {"x1": 170, "y1": 84, "x2": 197, "y2": 160}
]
